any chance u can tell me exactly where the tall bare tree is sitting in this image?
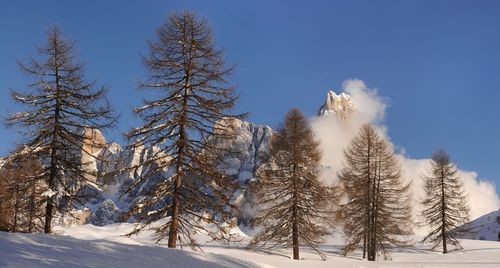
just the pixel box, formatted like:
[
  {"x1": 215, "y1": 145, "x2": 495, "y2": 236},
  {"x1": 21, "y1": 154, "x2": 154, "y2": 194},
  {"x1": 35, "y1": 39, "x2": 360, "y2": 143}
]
[
  {"x1": 420, "y1": 150, "x2": 470, "y2": 253},
  {"x1": 126, "y1": 11, "x2": 245, "y2": 248},
  {"x1": 249, "y1": 108, "x2": 330, "y2": 260},
  {"x1": 339, "y1": 124, "x2": 412, "y2": 261},
  {"x1": 7, "y1": 26, "x2": 116, "y2": 233}
]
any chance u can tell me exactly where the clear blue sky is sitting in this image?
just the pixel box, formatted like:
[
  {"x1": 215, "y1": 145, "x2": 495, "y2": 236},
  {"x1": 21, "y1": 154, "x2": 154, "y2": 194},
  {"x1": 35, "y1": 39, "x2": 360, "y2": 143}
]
[{"x1": 1, "y1": 1, "x2": 500, "y2": 191}]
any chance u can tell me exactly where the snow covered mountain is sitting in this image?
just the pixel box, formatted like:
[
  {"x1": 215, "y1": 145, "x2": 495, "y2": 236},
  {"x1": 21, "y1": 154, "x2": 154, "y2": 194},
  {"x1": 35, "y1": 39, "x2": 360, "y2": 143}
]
[
  {"x1": 71, "y1": 117, "x2": 274, "y2": 226},
  {"x1": 318, "y1": 90, "x2": 355, "y2": 119},
  {"x1": 215, "y1": 118, "x2": 273, "y2": 184},
  {"x1": 67, "y1": 91, "x2": 354, "y2": 226},
  {"x1": 458, "y1": 209, "x2": 500, "y2": 241}
]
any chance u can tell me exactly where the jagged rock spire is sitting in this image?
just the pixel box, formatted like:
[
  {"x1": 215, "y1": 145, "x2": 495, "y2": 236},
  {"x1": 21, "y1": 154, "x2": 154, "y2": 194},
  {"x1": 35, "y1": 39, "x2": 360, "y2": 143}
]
[{"x1": 318, "y1": 90, "x2": 355, "y2": 119}]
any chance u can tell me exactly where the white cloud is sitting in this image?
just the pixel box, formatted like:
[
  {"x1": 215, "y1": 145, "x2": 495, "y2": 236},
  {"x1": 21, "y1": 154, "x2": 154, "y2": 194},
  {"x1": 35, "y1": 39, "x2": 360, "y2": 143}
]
[{"x1": 311, "y1": 79, "x2": 500, "y2": 233}]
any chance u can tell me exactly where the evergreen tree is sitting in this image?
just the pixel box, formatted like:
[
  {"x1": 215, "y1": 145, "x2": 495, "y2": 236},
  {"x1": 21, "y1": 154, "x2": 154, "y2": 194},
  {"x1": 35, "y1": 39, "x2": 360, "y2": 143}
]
[
  {"x1": 339, "y1": 124, "x2": 412, "y2": 261},
  {"x1": 249, "y1": 108, "x2": 330, "y2": 260},
  {"x1": 421, "y1": 150, "x2": 470, "y2": 253},
  {"x1": 7, "y1": 26, "x2": 116, "y2": 233},
  {"x1": 126, "y1": 11, "x2": 245, "y2": 248}
]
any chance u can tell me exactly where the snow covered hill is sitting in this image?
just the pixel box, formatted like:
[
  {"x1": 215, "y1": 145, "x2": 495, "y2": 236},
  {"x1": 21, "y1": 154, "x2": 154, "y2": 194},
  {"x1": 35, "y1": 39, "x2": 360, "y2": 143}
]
[
  {"x1": 458, "y1": 209, "x2": 500, "y2": 241},
  {"x1": 0, "y1": 231, "x2": 258, "y2": 268},
  {"x1": 1, "y1": 223, "x2": 500, "y2": 267}
]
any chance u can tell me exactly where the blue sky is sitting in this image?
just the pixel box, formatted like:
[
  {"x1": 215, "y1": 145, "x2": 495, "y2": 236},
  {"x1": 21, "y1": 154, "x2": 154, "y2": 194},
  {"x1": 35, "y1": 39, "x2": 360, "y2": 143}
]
[{"x1": 1, "y1": 1, "x2": 500, "y2": 192}]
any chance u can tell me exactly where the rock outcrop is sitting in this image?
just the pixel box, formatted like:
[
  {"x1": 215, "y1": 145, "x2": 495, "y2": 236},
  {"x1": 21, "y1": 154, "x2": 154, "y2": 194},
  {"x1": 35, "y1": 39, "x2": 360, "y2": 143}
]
[
  {"x1": 81, "y1": 128, "x2": 108, "y2": 183},
  {"x1": 71, "y1": 119, "x2": 273, "y2": 226},
  {"x1": 318, "y1": 90, "x2": 355, "y2": 119},
  {"x1": 92, "y1": 199, "x2": 124, "y2": 226}
]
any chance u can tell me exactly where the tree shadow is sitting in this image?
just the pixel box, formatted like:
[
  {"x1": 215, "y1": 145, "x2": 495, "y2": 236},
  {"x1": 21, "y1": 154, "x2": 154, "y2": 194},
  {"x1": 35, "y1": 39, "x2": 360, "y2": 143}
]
[{"x1": 0, "y1": 232, "x2": 259, "y2": 268}]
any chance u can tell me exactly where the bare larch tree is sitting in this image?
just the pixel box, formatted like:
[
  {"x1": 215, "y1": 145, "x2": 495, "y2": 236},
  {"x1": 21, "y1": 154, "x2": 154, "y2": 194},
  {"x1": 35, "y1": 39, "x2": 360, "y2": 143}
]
[
  {"x1": 0, "y1": 164, "x2": 15, "y2": 231},
  {"x1": 421, "y1": 149, "x2": 470, "y2": 253},
  {"x1": 7, "y1": 26, "x2": 116, "y2": 233},
  {"x1": 249, "y1": 108, "x2": 330, "y2": 260},
  {"x1": 0, "y1": 151, "x2": 46, "y2": 232},
  {"x1": 339, "y1": 124, "x2": 413, "y2": 261},
  {"x1": 126, "y1": 11, "x2": 245, "y2": 248}
]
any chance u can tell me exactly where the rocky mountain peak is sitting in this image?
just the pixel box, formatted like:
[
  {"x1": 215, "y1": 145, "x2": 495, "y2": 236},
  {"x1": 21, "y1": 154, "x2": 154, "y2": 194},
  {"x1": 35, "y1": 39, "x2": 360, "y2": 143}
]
[
  {"x1": 318, "y1": 90, "x2": 355, "y2": 119},
  {"x1": 81, "y1": 128, "x2": 108, "y2": 182}
]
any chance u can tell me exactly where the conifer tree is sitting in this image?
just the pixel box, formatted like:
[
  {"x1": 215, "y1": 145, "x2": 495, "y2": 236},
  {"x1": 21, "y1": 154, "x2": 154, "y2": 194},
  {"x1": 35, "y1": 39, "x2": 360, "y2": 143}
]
[
  {"x1": 126, "y1": 11, "x2": 245, "y2": 248},
  {"x1": 0, "y1": 151, "x2": 46, "y2": 232},
  {"x1": 0, "y1": 166, "x2": 15, "y2": 231},
  {"x1": 339, "y1": 124, "x2": 412, "y2": 261},
  {"x1": 421, "y1": 150, "x2": 470, "y2": 253},
  {"x1": 7, "y1": 26, "x2": 116, "y2": 233},
  {"x1": 249, "y1": 108, "x2": 330, "y2": 260}
]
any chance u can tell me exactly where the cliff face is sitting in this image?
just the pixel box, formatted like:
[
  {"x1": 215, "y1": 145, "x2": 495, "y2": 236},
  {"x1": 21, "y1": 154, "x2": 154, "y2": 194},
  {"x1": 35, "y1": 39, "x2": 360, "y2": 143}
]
[
  {"x1": 216, "y1": 118, "x2": 273, "y2": 184},
  {"x1": 80, "y1": 128, "x2": 108, "y2": 183},
  {"x1": 73, "y1": 118, "x2": 273, "y2": 226},
  {"x1": 318, "y1": 90, "x2": 355, "y2": 119}
]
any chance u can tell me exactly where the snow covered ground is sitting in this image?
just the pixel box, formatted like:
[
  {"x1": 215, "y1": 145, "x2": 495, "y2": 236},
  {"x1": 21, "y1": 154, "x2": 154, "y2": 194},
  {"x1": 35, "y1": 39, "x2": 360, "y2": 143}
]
[
  {"x1": 459, "y1": 209, "x2": 500, "y2": 241},
  {"x1": 1, "y1": 223, "x2": 500, "y2": 267}
]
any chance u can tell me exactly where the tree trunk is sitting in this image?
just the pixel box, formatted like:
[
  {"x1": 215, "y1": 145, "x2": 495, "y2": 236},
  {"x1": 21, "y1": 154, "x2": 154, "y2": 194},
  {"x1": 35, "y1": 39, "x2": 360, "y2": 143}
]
[
  {"x1": 362, "y1": 230, "x2": 367, "y2": 259},
  {"x1": 168, "y1": 124, "x2": 185, "y2": 248},
  {"x1": 27, "y1": 181, "x2": 35, "y2": 233},
  {"x1": 441, "y1": 167, "x2": 447, "y2": 254},
  {"x1": 45, "y1": 40, "x2": 61, "y2": 234},
  {"x1": 13, "y1": 185, "x2": 19, "y2": 232},
  {"x1": 292, "y1": 159, "x2": 299, "y2": 260},
  {"x1": 371, "y1": 151, "x2": 382, "y2": 261},
  {"x1": 168, "y1": 75, "x2": 189, "y2": 248},
  {"x1": 292, "y1": 210, "x2": 299, "y2": 260},
  {"x1": 367, "y1": 136, "x2": 375, "y2": 261},
  {"x1": 168, "y1": 175, "x2": 180, "y2": 248},
  {"x1": 45, "y1": 114, "x2": 59, "y2": 233},
  {"x1": 369, "y1": 174, "x2": 377, "y2": 261}
]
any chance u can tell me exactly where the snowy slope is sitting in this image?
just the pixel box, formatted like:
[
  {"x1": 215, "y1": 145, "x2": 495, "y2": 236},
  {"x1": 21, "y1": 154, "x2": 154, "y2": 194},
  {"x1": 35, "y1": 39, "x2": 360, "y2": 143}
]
[
  {"x1": 1, "y1": 223, "x2": 500, "y2": 267},
  {"x1": 0, "y1": 231, "x2": 258, "y2": 268},
  {"x1": 458, "y1": 209, "x2": 500, "y2": 241}
]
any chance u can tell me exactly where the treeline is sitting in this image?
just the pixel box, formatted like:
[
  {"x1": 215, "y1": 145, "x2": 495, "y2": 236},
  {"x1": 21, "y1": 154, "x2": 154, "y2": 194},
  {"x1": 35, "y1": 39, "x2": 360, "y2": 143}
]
[
  {"x1": 0, "y1": 153, "x2": 46, "y2": 232},
  {"x1": 0, "y1": 11, "x2": 470, "y2": 261}
]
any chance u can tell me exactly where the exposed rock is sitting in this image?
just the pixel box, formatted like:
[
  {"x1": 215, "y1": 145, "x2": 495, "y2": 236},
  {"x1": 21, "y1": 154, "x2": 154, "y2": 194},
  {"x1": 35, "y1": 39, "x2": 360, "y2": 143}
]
[
  {"x1": 81, "y1": 128, "x2": 107, "y2": 183},
  {"x1": 59, "y1": 208, "x2": 92, "y2": 226},
  {"x1": 216, "y1": 118, "x2": 273, "y2": 184},
  {"x1": 92, "y1": 199, "x2": 123, "y2": 226},
  {"x1": 318, "y1": 90, "x2": 355, "y2": 119},
  {"x1": 77, "y1": 183, "x2": 105, "y2": 205},
  {"x1": 33, "y1": 113, "x2": 278, "y2": 228}
]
